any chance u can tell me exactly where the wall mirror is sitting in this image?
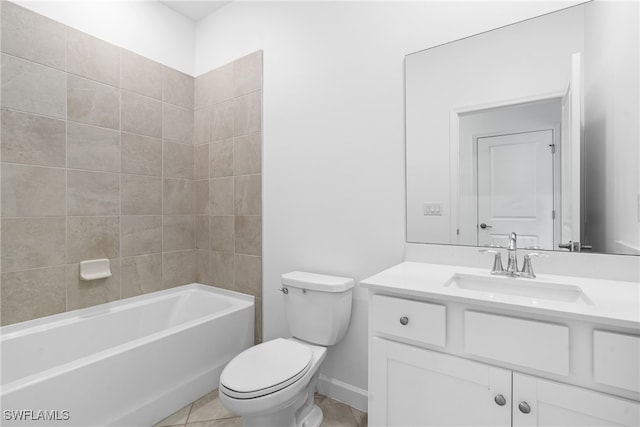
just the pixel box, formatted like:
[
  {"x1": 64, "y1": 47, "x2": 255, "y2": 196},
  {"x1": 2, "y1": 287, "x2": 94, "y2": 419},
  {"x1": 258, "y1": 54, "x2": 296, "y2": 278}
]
[{"x1": 405, "y1": 1, "x2": 639, "y2": 255}]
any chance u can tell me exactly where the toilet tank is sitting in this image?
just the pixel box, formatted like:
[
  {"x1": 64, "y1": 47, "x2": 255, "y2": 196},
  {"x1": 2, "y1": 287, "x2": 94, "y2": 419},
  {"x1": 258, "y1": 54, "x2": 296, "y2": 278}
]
[{"x1": 281, "y1": 271, "x2": 354, "y2": 346}]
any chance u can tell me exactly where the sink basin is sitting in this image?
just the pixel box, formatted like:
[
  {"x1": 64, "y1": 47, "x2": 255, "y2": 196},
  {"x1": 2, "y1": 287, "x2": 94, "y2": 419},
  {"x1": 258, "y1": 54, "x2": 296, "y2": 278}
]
[{"x1": 443, "y1": 273, "x2": 594, "y2": 305}]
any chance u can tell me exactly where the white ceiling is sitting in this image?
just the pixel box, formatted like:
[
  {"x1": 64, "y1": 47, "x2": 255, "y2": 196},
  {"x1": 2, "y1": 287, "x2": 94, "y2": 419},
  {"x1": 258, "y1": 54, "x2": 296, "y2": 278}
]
[{"x1": 159, "y1": 1, "x2": 232, "y2": 22}]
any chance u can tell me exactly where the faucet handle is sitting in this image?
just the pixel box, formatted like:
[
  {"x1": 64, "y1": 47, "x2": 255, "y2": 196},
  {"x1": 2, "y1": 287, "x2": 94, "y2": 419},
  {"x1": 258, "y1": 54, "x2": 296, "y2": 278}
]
[
  {"x1": 521, "y1": 252, "x2": 548, "y2": 278},
  {"x1": 479, "y1": 249, "x2": 504, "y2": 275}
]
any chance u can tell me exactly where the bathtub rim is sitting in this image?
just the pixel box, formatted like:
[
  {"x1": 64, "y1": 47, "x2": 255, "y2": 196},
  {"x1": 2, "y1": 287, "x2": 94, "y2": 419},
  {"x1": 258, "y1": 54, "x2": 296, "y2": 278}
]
[
  {"x1": 1, "y1": 284, "x2": 254, "y2": 394},
  {"x1": 1, "y1": 283, "x2": 253, "y2": 338}
]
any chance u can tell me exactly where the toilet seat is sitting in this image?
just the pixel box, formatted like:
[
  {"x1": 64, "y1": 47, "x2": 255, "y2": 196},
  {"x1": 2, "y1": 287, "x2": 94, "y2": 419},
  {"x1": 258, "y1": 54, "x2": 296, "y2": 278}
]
[{"x1": 220, "y1": 338, "x2": 312, "y2": 399}]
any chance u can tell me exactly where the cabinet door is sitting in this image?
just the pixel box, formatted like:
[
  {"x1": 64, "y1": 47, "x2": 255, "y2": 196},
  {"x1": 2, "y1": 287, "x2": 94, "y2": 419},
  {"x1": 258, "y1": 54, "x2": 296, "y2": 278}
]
[
  {"x1": 370, "y1": 337, "x2": 511, "y2": 427},
  {"x1": 513, "y1": 373, "x2": 640, "y2": 427}
]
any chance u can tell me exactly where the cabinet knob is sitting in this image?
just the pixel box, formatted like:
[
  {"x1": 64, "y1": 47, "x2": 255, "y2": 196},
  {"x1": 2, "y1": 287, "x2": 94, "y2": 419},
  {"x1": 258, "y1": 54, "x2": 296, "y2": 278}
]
[
  {"x1": 399, "y1": 316, "x2": 409, "y2": 326},
  {"x1": 494, "y1": 394, "x2": 506, "y2": 406},
  {"x1": 518, "y1": 402, "x2": 531, "y2": 414}
]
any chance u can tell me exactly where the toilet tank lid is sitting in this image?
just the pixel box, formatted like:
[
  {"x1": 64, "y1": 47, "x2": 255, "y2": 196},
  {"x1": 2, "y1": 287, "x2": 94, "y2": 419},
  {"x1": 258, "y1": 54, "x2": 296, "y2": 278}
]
[{"x1": 281, "y1": 271, "x2": 355, "y2": 292}]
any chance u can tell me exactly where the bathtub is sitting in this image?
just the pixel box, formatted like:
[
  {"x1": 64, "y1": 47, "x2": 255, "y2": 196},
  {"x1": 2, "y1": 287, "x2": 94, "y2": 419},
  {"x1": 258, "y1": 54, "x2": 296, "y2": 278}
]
[{"x1": 1, "y1": 284, "x2": 254, "y2": 426}]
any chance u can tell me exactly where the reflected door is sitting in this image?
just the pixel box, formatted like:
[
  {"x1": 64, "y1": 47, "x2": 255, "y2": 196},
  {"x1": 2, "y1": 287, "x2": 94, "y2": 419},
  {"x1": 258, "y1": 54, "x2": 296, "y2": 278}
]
[{"x1": 477, "y1": 130, "x2": 554, "y2": 249}]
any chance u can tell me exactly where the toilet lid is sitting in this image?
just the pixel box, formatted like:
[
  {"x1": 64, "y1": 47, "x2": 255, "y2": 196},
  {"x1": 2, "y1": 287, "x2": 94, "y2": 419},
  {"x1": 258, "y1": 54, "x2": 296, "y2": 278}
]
[{"x1": 220, "y1": 338, "x2": 312, "y2": 399}]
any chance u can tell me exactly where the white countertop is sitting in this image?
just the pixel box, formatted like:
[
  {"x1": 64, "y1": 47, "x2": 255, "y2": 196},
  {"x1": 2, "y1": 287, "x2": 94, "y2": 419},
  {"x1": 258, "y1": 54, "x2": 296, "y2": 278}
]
[{"x1": 361, "y1": 262, "x2": 640, "y2": 330}]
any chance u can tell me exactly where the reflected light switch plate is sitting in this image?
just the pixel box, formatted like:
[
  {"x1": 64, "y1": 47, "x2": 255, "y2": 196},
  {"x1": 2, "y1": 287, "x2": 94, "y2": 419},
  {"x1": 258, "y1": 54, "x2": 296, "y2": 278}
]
[{"x1": 423, "y1": 203, "x2": 442, "y2": 216}]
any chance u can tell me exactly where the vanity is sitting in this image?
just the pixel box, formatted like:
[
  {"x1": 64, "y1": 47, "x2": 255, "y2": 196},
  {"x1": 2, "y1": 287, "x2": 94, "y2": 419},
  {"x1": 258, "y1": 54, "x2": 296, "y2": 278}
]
[{"x1": 362, "y1": 262, "x2": 640, "y2": 426}]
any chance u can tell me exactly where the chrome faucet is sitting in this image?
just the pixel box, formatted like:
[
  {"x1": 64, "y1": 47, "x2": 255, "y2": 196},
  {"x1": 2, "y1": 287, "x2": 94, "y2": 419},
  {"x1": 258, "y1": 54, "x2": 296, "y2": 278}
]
[
  {"x1": 479, "y1": 232, "x2": 547, "y2": 278},
  {"x1": 505, "y1": 232, "x2": 519, "y2": 277}
]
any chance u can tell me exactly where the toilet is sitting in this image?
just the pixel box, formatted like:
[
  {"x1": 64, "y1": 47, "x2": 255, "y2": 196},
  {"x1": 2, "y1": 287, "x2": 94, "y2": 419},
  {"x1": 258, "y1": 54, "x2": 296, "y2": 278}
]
[{"x1": 219, "y1": 271, "x2": 354, "y2": 427}]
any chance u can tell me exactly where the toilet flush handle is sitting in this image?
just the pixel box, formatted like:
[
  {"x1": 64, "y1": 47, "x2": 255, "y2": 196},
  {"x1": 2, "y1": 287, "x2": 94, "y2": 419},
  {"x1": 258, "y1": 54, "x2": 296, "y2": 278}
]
[{"x1": 279, "y1": 287, "x2": 289, "y2": 294}]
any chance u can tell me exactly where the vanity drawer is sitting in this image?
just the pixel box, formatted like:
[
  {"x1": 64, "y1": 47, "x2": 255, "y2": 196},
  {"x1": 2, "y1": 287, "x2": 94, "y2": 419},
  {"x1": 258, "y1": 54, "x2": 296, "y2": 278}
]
[
  {"x1": 593, "y1": 330, "x2": 640, "y2": 393},
  {"x1": 464, "y1": 311, "x2": 569, "y2": 376},
  {"x1": 371, "y1": 295, "x2": 445, "y2": 347}
]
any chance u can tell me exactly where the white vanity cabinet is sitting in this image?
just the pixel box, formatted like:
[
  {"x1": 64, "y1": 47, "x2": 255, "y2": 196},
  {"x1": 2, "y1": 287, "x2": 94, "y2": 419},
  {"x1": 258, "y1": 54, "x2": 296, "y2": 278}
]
[
  {"x1": 370, "y1": 337, "x2": 639, "y2": 427},
  {"x1": 512, "y1": 373, "x2": 639, "y2": 427},
  {"x1": 370, "y1": 338, "x2": 512, "y2": 426},
  {"x1": 363, "y1": 263, "x2": 640, "y2": 427}
]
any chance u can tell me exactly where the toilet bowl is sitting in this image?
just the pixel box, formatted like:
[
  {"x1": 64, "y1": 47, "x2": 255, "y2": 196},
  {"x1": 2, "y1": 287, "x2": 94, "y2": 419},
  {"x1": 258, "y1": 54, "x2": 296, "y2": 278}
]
[
  {"x1": 219, "y1": 338, "x2": 326, "y2": 427},
  {"x1": 218, "y1": 271, "x2": 354, "y2": 427}
]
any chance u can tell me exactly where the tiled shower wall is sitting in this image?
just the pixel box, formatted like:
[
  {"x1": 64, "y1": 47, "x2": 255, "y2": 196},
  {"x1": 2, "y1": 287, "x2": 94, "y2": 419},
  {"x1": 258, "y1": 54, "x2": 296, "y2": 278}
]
[
  {"x1": 0, "y1": 2, "x2": 197, "y2": 325},
  {"x1": 193, "y1": 52, "x2": 263, "y2": 343}
]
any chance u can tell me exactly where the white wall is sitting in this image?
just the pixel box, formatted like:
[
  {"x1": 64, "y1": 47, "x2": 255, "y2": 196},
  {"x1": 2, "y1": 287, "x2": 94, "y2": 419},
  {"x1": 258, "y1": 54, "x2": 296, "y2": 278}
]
[
  {"x1": 12, "y1": 0, "x2": 195, "y2": 75},
  {"x1": 195, "y1": 0, "x2": 587, "y2": 409}
]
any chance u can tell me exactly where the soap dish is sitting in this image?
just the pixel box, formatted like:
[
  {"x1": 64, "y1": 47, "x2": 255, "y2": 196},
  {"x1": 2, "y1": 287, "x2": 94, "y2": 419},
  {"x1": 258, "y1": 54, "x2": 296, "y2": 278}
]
[{"x1": 80, "y1": 259, "x2": 111, "y2": 281}]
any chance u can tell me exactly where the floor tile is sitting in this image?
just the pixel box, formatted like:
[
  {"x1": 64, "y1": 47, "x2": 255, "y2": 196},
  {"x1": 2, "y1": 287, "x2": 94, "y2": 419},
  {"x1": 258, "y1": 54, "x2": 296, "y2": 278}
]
[
  {"x1": 187, "y1": 389, "x2": 236, "y2": 423},
  {"x1": 158, "y1": 390, "x2": 367, "y2": 427},
  {"x1": 153, "y1": 403, "x2": 191, "y2": 427},
  {"x1": 186, "y1": 418, "x2": 242, "y2": 427}
]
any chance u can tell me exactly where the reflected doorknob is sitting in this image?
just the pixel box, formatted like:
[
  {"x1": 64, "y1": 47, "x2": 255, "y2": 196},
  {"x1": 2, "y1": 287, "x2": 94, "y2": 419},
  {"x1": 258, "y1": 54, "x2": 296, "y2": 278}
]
[{"x1": 480, "y1": 223, "x2": 492, "y2": 229}]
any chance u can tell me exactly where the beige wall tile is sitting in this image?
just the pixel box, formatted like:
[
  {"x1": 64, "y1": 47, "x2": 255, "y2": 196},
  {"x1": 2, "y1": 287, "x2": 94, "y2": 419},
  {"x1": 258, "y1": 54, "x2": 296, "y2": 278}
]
[
  {"x1": 67, "y1": 122, "x2": 120, "y2": 172},
  {"x1": 194, "y1": 107, "x2": 210, "y2": 145},
  {"x1": 121, "y1": 90, "x2": 162, "y2": 138},
  {"x1": 121, "y1": 132, "x2": 162, "y2": 176},
  {"x1": 196, "y1": 215, "x2": 209, "y2": 250},
  {"x1": 163, "y1": 66, "x2": 194, "y2": 109},
  {"x1": 234, "y1": 174, "x2": 261, "y2": 215},
  {"x1": 1, "y1": 109, "x2": 66, "y2": 167},
  {"x1": 121, "y1": 254, "x2": 163, "y2": 298},
  {"x1": 209, "y1": 251, "x2": 234, "y2": 289},
  {"x1": 1, "y1": 163, "x2": 65, "y2": 217},
  {"x1": 195, "y1": 63, "x2": 233, "y2": 110},
  {"x1": 210, "y1": 139, "x2": 234, "y2": 178},
  {"x1": 0, "y1": 2, "x2": 66, "y2": 70},
  {"x1": 1, "y1": 266, "x2": 66, "y2": 325},
  {"x1": 163, "y1": 250, "x2": 196, "y2": 288},
  {"x1": 163, "y1": 103, "x2": 194, "y2": 144},
  {"x1": 210, "y1": 177, "x2": 234, "y2": 215},
  {"x1": 67, "y1": 170, "x2": 119, "y2": 216},
  {"x1": 66, "y1": 259, "x2": 120, "y2": 310},
  {"x1": 67, "y1": 27, "x2": 120, "y2": 86},
  {"x1": 195, "y1": 144, "x2": 209, "y2": 180},
  {"x1": 234, "y1": 254, "x2": 262, "y2": 297},
  {"x1": 211, "y1": 215, "x2": 234, "y2": 253},
  {"x1": 121, "y1": 49, "x2": 162, "y2": 100},
  {"x1": 163, "y1": 141, "x2": 194, "y2": 180},
  {"x1": 1, "y1": 54, "x2": 66, "y2": 119},
  {"x1": 163, "y1": 178, "x2": 195, "y2": 215},
  {"x1": 121, "y1": 174, "x2": 162, "y2": 215},
  {"x1": 121, "y1": 215, "x2": 162, "y2": 257},
  {"x1": 234, "y1": 91, "x2": 261, "y2": 137},
  {"x1": 211, "y1": 100, "x2": 234, "y2": 142},
  {"x1": 234, "y1": 133, "x2": 261, "y2": 176},
  {"x1": 196, "y1": 250, "x2": 210, "y2": 284},
  {"x1": 235, "y1": 216, "x2": 262, "y2": 256},
  {"x1": 163, "y1": 215, "x2": 195, "y2": 252},
  {"x1": 195, "y1": 180, "x2": 209, "y2": 215},
  {"x1": 234, "y1": 51, "x2": 262, "y2": 97},
  {"x1": 67, "y1": 75, "x2": 120, "y2": 129},
  {"x1": 66, "y1": 216, "x2": 120, "y2": 263},
  {"x1": 1, "y1": 218, "x2": 66, "y2": 272}
]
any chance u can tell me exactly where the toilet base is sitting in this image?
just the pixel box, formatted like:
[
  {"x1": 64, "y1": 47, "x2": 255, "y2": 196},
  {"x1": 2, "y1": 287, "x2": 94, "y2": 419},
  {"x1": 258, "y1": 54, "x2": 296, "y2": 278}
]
[
  {"x1": 299, "y1": 404, "x2": 323, "y2": 427},
  {"x1": 239, "y1": 372, "x2": 323, "y2": 427}
]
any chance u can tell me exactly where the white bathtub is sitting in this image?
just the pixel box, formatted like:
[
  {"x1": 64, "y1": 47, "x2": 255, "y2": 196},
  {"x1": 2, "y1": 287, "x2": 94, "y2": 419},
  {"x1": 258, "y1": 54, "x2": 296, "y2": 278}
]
[{"x1": 1, "y1": 284, "x2": 254, "y2": 426}]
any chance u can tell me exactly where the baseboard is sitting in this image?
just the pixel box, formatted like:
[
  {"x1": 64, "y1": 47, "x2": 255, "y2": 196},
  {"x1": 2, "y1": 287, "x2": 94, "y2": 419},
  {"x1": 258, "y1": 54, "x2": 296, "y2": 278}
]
[{"x1": 317, "y1": 374, "x2": 368, "y2": 413}]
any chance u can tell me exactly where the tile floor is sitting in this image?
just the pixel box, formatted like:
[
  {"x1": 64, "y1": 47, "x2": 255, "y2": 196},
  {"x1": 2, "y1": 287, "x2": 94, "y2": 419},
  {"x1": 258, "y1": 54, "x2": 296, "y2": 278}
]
[{"x1": 153, "y1": 389, "x2": 367, "y2": 427}]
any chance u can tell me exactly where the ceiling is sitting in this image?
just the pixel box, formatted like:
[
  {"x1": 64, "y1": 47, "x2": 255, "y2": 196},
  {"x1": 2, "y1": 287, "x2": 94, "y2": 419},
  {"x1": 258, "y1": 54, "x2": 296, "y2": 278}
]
[{"x1": 159, "y1": 1, "x2": 232, "y2": 22}]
